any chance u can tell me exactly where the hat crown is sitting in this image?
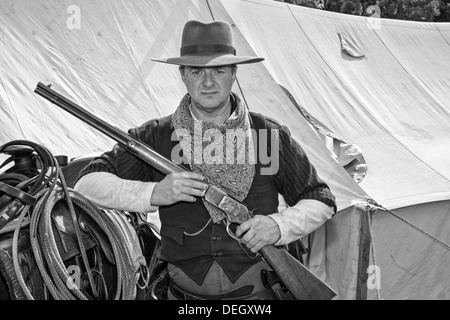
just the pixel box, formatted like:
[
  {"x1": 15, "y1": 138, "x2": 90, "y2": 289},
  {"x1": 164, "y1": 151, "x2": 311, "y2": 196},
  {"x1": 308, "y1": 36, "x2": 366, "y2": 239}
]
[
  {"x1": 181, "y1": 20, "x2": 235, "y2": 56},
  {"x1": 151, "y1": 19, "x2": 263, "y2": 67}
]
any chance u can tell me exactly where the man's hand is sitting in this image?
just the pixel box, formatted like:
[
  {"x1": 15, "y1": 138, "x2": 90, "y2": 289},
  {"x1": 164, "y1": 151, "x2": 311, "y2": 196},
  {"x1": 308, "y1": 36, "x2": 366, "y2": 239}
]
[
  {"x1": 235, "y1": 215, "x2": 281, "y2": 253},
  {"x1": 150, "y1": 172, "x2": 208, "y2": 206}
]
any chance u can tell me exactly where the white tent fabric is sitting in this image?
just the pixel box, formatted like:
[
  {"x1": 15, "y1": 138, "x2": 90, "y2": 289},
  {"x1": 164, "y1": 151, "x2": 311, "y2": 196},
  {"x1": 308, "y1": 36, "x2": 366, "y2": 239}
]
[{"x1": 1, "y1": 0, "x2": 449, "y2": 299}]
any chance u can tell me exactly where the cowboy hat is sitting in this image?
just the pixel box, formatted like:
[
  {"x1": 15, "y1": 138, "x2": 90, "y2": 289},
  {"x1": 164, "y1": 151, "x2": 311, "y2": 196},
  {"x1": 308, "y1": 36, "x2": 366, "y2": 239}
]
[{"x1": 151, "y1": 20, "x2": 264, "y2": 67}]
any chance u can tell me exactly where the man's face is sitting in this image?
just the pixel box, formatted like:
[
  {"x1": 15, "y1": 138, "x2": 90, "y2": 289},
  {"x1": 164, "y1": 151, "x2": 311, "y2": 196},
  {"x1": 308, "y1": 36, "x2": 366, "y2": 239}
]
[{"x1": 180, "y1": 66, "x2": 236, "y2": 111}]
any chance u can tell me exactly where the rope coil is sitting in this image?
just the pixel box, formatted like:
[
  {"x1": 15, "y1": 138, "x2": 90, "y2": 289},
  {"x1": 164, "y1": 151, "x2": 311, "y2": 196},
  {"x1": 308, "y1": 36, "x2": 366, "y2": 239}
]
[{"x1": 1, "y1": 140, "x2": 147, "y2": 300}]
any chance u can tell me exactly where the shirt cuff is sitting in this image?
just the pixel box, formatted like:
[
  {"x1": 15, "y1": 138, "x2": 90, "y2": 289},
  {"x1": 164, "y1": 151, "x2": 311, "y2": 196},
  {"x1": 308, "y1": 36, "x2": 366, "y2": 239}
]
[
  {"x1": 269, "y1": 199, "x2": 334, "y2": 246},
  {"x1": 140, "y1": 181, "x2": 159, "y2": 212}
]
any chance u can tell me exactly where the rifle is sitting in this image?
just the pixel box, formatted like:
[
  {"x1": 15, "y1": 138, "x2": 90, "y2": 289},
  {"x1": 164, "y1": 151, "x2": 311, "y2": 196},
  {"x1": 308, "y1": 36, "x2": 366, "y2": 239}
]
[{"x1": 34, "y1": 82, "x2": 337, "y2": 300}]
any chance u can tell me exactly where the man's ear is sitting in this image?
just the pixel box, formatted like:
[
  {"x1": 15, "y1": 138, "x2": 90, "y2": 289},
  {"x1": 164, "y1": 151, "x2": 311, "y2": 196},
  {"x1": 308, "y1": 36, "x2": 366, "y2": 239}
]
[
  {"x1": 179, "y1": 66, "x2": 186, "y2": 82},
  {"x1": 231, "y1": 66, "x2": 238, "y2": 81}
]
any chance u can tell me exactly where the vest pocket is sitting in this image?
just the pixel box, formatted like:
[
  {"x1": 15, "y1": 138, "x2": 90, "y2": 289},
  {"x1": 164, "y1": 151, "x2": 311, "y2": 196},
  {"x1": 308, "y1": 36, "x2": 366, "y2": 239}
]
[{"x1": 160, "y1": 225, "x2": 185, "y2": 246}]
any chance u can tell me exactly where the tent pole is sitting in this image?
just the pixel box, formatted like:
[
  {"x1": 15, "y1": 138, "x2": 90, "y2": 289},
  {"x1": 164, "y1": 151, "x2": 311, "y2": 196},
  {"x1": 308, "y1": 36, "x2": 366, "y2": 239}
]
[{"x1": 356, "y1": 207, "x2": 372, "y2": 300}]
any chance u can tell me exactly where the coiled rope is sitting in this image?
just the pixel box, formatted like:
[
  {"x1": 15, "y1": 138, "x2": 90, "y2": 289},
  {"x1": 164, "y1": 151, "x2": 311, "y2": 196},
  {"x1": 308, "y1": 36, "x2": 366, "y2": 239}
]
[
  {"x1": 29, "y1": 188, "x2": 142, "y2": 300},
  {"x1": 1, "y1": 140, "x2": 146, "y2": 299}
]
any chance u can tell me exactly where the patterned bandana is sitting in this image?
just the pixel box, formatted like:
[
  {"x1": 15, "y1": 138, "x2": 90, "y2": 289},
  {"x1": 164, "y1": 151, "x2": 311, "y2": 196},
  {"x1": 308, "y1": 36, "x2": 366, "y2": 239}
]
[{"x1": 171, "y1": 92, "x2": 255, "y2": 223}]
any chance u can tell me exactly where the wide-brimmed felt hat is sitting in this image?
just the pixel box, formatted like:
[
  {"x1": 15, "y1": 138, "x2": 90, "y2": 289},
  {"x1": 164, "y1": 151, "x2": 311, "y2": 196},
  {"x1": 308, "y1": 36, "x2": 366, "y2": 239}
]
[{"x1": 151, "y1": 20, "x2": 264, "y2": 67}]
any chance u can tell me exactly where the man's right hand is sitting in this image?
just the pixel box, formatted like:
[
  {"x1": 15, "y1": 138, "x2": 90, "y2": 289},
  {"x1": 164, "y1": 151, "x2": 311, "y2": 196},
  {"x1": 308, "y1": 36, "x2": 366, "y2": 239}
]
[{"x1": 150, "y1": 172, "x2": 208, "y2": 206}]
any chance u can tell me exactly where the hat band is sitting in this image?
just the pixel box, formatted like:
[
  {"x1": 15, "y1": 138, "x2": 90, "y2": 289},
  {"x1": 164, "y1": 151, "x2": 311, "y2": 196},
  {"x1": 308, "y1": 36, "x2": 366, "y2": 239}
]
[{"x1": 181, "y1": 44, "x2": 236, "y2": 56}]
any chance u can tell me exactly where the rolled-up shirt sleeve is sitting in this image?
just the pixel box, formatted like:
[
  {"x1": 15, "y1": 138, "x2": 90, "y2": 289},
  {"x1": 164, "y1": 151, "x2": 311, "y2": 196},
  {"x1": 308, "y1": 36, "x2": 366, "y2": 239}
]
[
  {"x1": 270, "y1": 199, "x2": 334, "y2": 246},
  {"x1": 74, "y1": 172, "x2": 159, "y2": 213}
]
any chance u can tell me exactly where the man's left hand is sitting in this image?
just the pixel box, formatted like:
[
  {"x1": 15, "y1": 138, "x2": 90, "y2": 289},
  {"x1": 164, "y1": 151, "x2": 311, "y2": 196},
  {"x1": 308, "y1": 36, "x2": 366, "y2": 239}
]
[{"x1": 235, "y1": 215, "x2": 281, "y2": 253}]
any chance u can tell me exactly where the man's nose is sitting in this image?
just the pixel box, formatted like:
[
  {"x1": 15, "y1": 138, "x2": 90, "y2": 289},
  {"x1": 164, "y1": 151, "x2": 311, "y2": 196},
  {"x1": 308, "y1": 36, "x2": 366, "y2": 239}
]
[{"x1": 202, "y1": 70, "x2": 214, "y2": 87}]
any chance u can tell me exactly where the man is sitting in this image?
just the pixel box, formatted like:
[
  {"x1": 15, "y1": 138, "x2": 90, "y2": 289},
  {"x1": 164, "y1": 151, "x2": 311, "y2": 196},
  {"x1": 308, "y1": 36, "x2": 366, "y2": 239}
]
[{"x1": 74, "y1": 20, "x2": 336, "y2": 300}]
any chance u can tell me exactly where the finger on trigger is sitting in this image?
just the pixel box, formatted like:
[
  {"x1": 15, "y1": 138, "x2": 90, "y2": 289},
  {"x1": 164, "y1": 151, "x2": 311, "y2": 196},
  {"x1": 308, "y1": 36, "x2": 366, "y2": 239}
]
[
  {"x1": 236, "y1": 221, "x2": 251, "y2": 237},
  {"x1": 242, "y1": 231, "x2": 255, "y2": 245}
]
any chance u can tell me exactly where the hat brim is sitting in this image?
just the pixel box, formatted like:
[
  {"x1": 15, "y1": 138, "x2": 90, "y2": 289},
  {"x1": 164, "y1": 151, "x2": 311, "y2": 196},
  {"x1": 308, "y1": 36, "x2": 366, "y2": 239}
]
[{"x1": 151, "y1": 54, "x2": 264, "y2": 67}]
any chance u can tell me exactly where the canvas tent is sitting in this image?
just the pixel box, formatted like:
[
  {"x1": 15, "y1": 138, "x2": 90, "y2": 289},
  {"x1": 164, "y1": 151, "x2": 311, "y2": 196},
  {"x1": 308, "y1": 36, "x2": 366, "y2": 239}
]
[{"x1": 0, "y1": 0, "x2": 449, "y2": 299}]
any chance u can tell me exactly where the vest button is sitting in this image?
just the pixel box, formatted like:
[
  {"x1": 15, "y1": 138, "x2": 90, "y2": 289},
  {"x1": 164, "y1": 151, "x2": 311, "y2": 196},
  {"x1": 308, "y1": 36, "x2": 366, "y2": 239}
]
[
  {"x1": 213, "y1": 252, "x2": 222, "y2": 257},
  {"x1": 212, "y1": 236, "x2": 222, "y2": 241}
]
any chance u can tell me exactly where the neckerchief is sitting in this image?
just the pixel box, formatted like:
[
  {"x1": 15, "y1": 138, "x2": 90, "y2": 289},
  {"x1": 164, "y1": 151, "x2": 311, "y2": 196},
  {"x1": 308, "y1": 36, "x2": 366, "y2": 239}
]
[{"x1": 171, "y1": 92, "x2": 255, "y2": 223}]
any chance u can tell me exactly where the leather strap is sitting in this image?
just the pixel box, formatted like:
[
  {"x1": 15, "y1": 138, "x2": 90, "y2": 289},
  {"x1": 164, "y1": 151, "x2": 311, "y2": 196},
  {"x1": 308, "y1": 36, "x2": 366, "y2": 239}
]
[{"x1": 0, "y1": 182, "x2": 36, "y2": 206}]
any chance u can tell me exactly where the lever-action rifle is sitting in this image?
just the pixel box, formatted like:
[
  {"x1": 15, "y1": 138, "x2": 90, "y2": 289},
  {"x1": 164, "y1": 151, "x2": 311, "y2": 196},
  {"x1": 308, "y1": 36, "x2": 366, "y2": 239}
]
[{"x1": 34, "y1": 82, "x2": 337, "y2": 300}]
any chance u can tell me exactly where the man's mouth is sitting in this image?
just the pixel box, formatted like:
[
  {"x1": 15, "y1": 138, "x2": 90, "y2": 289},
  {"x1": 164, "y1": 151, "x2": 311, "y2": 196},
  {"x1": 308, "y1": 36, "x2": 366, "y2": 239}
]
[{"x1": 201, "y1": 91, "x2": 218, "y2": 95}]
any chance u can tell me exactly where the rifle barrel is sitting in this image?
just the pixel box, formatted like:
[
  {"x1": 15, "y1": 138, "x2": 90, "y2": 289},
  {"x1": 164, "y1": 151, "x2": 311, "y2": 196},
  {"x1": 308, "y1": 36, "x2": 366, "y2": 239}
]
[{"x1": 34, "y1": 82, "x2": 184, "y2": 175}]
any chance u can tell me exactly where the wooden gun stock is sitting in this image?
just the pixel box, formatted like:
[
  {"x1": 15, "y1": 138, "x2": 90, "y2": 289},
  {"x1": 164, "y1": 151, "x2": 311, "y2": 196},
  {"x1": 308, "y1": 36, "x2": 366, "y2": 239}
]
[
  {"x1": 34, "y1": 82, "x2": 337, "y2": 300},
  {"x1": 261, "y1": 245, "x2": 336, "y2": 300}
]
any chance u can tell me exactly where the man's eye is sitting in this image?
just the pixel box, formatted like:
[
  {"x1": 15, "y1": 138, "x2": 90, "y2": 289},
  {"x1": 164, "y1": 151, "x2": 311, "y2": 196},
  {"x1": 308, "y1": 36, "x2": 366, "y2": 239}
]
[
  {"x1": 191, "y1": 71, "x2": 201, "y2": 75},
  {"x1": 214, "y1": 69, "x2": 225, "y2": 74}
]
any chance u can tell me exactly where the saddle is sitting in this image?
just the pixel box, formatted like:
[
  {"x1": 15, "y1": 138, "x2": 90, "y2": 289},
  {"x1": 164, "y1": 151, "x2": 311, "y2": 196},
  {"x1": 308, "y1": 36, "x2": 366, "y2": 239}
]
[{"x1": 51, "y1": 200, "x2": 114, "y2": 264}]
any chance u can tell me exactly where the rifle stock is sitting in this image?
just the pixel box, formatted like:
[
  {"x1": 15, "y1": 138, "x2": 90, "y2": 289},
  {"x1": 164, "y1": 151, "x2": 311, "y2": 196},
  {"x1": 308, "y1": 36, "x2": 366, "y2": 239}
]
[
  {"x1": 261, "y1": 245, "x2": 336, "y2": 300},
  {"x1": 34, "y1": 82, "x2": 337, "y2": 300}
]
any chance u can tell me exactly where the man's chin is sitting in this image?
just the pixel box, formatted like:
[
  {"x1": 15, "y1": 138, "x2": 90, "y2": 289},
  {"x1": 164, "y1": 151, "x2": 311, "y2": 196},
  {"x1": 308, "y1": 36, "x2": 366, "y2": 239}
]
[
  {"x1": 191, "y1": 94, "x2": 231, "y2": 112},
  {"x1": 194, "y1": 100, "x2": 222, "y2": 110}
]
